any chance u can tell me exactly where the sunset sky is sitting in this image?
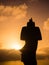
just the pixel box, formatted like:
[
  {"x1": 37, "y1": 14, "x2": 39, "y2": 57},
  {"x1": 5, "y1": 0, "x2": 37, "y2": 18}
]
[{"x1": 0, "y1": 0, "x2": 49, "y2": 54}]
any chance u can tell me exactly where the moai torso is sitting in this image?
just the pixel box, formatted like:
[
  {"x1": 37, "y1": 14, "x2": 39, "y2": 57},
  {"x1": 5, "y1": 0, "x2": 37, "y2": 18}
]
[{"x1": 20, "y1": 26, "x2": 42, "y2": 41}]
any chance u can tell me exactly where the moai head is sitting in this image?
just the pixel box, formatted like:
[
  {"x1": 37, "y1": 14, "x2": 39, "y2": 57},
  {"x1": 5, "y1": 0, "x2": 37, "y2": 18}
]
[{"x1": 27, "y1": 18, "x2": 35, "y2": 28}]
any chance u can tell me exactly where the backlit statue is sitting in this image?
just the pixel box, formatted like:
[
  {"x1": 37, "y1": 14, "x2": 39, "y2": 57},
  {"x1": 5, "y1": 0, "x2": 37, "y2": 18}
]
[{"x1": 20, "y1": 18, "x2": 42, "y2": 65}]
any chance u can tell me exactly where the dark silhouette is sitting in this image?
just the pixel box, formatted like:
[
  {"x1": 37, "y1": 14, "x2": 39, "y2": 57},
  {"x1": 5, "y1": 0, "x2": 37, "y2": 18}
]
[{"x1": 20, "y1": 18, "x2": 42, "y2": 65}]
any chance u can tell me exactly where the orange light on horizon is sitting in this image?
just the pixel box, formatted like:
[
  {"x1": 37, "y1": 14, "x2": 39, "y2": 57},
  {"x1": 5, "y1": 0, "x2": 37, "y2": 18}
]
[{"x1": 11, "y1": 44, "x2": 23, "y2": 50}]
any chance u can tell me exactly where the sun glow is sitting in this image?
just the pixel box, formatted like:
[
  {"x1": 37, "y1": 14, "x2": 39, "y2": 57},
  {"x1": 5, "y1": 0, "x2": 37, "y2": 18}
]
[
  {"x1": 11, "y1": 44, "x2": 22, "y2": 50},
  {"x1": 10, "y1": 40, "x2": 25, "y2": 50}
]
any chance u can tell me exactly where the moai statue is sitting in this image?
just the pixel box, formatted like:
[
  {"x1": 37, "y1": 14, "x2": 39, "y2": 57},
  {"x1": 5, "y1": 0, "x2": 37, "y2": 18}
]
[{"x1": 20, "y1": 18, "x2": 42, "y2": 65}]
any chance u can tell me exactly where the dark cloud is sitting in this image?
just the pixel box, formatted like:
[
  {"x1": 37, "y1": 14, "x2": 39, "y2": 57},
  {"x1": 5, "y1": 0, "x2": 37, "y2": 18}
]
[
  {"x1": 0, "y1": 0, "x2": 22, "y2": 6},
  {"x1": 0, "y1": 49, "x2": 21, "y2": 61},
  {"x1": 39, "y1": 0, "x2": 49, "y2": 2},
  {"x1": 37, "y1": 47, "x2": 49, "y2": 60},
  {"x1": 0, "y1": 49, "x2": 49, "y2": 62},
  {"x1": 0, "y1": 0, "x2": 33, "y2": 6},
  {"x1": 0, "y1": 0, "x2": 46, "y2": 6},
  {"x1": 0, "y1": 0, "x2": 49, "y2": 6},
  {"x1": 27, "y1": 0, "x2": 49, "y2": 24},
  {"x1": 37, "y1": 54, "x2": 48, "y2": 60}
]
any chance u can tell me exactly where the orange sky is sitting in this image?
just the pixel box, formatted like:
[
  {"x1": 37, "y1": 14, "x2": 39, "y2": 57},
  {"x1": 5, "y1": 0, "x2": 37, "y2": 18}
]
[{"x1": 0, "y1": 0, "x2": 49, "y2": 54}]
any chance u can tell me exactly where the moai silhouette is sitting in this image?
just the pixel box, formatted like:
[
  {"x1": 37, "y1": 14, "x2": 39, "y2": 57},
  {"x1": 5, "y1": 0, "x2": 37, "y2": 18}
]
[{"x1": 20, "y1": 18, "x2": 42, "y2": 65}]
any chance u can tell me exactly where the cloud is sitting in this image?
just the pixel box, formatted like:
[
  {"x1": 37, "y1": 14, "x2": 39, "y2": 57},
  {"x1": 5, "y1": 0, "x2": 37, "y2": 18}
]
[
  {"x1": 0, "y1": 0, "x2": 38, "y2": 6},
  {"x1": 0, "y1": 49, "x2": 21, "y2": 61},
  {"x1": 37, "y1": 47, "x2": 49, "y2": 60},
  {"x1": 0, "y1": 49, "x2": 49, "y2": 61},
  {"x1": 43, "y1": 18, "x2": 49, "y2": 30},
  {"x1": 0, "y1": 4, "x2": 28, "y2": 21},
  {"x1": 0, "y1": 0, "x2": 22, "y2": 6},
  {"x1": 0, "y1": 0, "x2": 49, "y2": 7},
  {"x1": 39, "y1": 0, "x2": 49, "y2": 2}
]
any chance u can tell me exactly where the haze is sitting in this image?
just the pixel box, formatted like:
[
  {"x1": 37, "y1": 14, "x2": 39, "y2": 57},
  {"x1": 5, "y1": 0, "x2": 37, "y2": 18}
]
[{"x1": 0, "y1": 0, "x2": 49, "y2": 55}]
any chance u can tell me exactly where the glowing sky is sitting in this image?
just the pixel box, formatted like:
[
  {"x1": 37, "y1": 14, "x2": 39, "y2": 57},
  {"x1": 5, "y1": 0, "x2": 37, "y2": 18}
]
[{"x1": 0, "y1": 0, "x2": 49, "y2": 54}]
